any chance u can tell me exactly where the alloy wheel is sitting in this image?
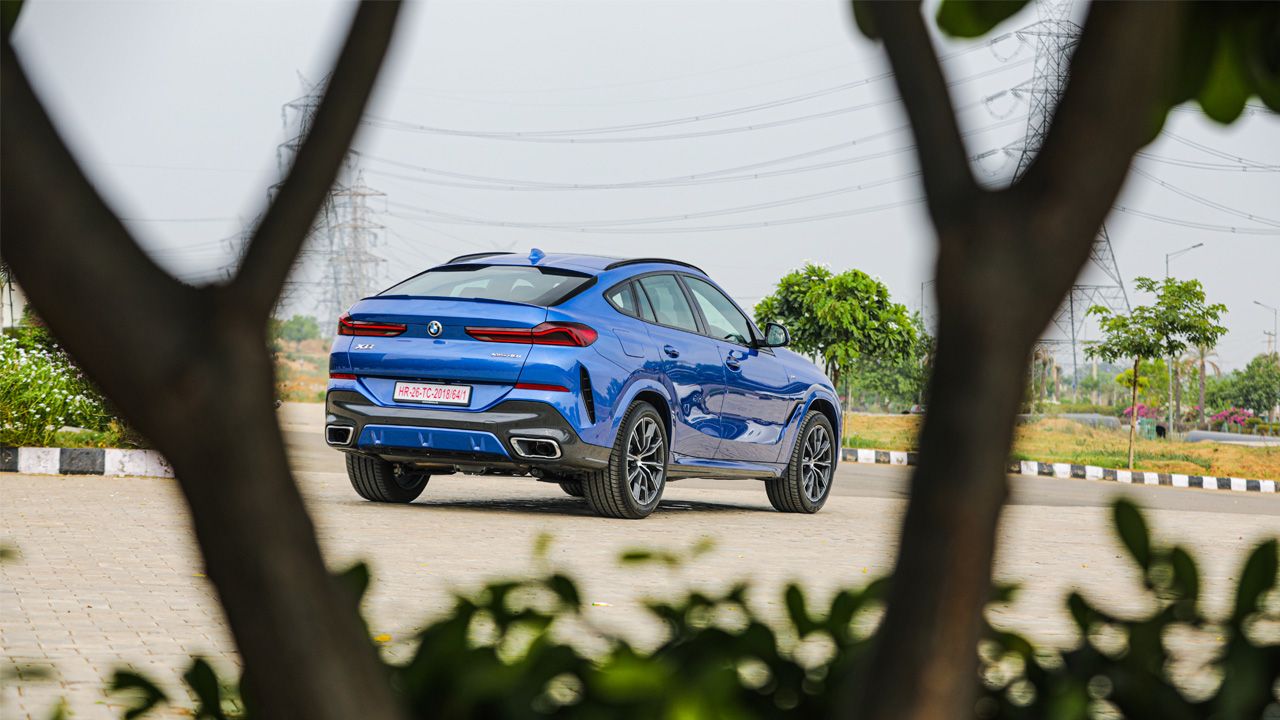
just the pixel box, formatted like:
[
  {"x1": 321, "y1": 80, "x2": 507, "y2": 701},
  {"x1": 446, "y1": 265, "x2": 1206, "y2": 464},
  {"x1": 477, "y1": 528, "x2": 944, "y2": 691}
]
[
  {"x1": 625, "y1": 416, "x2": 665, "y2": 505},
  {"x1": 800, "y1": 424, "x2": 833, "y2": 502}
]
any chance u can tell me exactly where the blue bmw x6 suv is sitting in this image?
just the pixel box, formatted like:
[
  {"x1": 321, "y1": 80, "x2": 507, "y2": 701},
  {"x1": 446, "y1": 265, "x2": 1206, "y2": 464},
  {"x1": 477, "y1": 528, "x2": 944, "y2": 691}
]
[{"x1": 326, "y1": 250, "x2": 840, "y2": 519}]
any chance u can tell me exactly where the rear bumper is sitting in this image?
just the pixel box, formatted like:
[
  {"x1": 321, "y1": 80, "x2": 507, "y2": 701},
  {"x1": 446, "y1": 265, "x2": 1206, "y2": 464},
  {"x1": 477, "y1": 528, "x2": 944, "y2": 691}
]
[{"x1": 325, "y1": 390, "x2": 611, "y2": 474}]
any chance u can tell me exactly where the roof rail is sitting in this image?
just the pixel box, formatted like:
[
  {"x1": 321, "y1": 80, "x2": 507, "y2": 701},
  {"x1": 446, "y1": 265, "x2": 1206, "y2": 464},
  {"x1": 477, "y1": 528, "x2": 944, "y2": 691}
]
[
  {"x1": 603, "y1": 258, "x2": 706, "y2": 274},
  {"x1": 446, "y1": 251, "x2": 514, "y2": 264}
]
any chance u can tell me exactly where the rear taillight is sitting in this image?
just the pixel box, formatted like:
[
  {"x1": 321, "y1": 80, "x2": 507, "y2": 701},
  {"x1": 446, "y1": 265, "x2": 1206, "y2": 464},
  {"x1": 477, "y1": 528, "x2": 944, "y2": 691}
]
[
  {"x1": 330, "y1": 372, "x2": 357, "y2": 380},
  {"x1": 465, "y1": 322, "x2": 597, "y2": 347},
  {"x1": 338, "y1": 313, "x2": 405, "y2": 337}
]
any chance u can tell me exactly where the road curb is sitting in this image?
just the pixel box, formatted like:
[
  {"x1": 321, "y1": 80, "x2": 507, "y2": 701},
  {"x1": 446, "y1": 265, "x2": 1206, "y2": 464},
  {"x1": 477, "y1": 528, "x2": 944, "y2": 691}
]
[
  {"x1": 0, "y1": 446, "x2": 173, "y2": 478},
  {"x1": 839, "y1": 447, "x2": 1276, "y2": 493}
]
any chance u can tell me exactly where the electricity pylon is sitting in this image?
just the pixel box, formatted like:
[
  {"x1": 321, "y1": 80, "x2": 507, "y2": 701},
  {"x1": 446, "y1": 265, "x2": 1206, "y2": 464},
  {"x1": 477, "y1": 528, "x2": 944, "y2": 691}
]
[{"x1": 1011, "y1": 0, "x2": 1129, "y2": 399}]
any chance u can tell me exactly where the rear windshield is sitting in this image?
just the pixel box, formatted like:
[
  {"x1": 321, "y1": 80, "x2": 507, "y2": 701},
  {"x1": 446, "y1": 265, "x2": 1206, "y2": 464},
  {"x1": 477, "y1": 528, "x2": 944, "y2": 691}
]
[{"x1": 380, "y1": 264, "x2": 592, "y2": 306}]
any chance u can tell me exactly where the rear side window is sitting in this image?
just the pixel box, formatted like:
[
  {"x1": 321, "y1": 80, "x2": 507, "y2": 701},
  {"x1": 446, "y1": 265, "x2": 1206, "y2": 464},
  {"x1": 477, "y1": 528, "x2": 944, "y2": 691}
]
[
  {"x1": 605, "y1": 284, "x2": 638, "y2": 316},
  {"x1": 381, "y1": 265, "x2": 591, "y2": 306},
  {"x1": 638, "y1": 275, "x2": 698, "y2": 332}
]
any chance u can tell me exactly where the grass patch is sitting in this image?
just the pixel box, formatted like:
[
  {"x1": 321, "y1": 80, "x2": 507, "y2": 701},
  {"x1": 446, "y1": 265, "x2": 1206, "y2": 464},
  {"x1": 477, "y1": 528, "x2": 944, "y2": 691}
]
[{"x1": 844, "y1": 413, "x2": 1278, "y2": 479}]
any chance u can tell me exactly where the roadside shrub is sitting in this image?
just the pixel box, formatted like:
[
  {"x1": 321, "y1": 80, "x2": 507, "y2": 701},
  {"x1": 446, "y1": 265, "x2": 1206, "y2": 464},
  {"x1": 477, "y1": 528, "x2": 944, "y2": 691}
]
[
  {"x1": 107, "y1": 500, "x2": 1279, "y2": 719},
  {"x1": 0, "y1": 333, "x2": 115, "y2": 447}
]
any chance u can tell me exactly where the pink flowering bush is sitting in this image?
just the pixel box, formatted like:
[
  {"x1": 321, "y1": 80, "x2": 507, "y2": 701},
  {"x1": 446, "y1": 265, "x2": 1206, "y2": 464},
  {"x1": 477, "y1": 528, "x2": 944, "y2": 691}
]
[
  {"x1": 1121, "y1": 403, "x2": 1159, "y2": 419},
  {"x1": 1211, "y1": 407, "x2": 1254, "y2": 430}
]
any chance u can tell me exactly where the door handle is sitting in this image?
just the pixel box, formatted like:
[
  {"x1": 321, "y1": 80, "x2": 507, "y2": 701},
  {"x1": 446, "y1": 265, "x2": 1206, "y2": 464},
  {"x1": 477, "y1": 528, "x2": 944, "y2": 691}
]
[
  {"x1": 663, "y1": 345, "x2": 680, "y2": 358},
  {"x1": 725, "y1": 356, "x2": 741, "y2": 370}
]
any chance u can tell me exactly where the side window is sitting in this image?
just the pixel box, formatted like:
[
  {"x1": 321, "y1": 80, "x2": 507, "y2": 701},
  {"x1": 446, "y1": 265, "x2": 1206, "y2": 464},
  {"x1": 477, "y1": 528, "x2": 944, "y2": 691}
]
[
  {"x1": 634, "y1": 282, "x2": 657, "y2": 323},
  {"x1": 605, "y1": 283, "x2": 637, "y2": 316},
  {"x1": 637, "y1": 275, "x2": 699, "y2": 332},
  {"x1": 683, "y1": 276, "x2": 753, "y2": 345}
]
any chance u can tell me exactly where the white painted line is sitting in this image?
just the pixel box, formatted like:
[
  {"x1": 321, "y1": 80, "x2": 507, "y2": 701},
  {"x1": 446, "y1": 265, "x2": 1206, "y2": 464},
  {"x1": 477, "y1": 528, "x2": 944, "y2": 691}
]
[
  {"x1": 1143, "y1": 473, "x2": 1160, "y2": 486},
  {"x1": 1172, "y1": 474, "x2": 1189, "y2": 488},
  {"x1": 1230, "y1": 477, "x2": 1247, "y2": 492},
  {"x1": 1117, "y1": 470, "x2": 1133, "y2": 484},
  {"x1": 1052, "y1": 463, "x2": 1070, "y2": 478},
  {"x1": 1262, "y1": 480, "x2": 1276, "y2": 493},
  {"x1": 856, "y1": 449, "x2": 875, "y2": 464},
  {"x1": 1085, "y1": 466, "x2": 1103, "y2": 480},
  {"x1": 1020, "y1": 461, "x2": 1038, "y2": 476},
  {"x1": 889, "y1": 451, "x2": 908, "y2": 465}
]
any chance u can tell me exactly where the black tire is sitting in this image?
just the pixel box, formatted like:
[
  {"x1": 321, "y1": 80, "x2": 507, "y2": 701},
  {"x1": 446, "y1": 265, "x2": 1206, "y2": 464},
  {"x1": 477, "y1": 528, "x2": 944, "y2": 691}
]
[
  {"x1": 559, "y1": 479, "x2": 585, "y2": 497},
  {"x1": 767, "y1": 411, "x2": 835, "y2": 513},
  {"x1": 584, "y1": 401, "x2": 667, "y2": 519},
  {"x1": 346, "y1": 454, "x2": 429, "y2": 503}
]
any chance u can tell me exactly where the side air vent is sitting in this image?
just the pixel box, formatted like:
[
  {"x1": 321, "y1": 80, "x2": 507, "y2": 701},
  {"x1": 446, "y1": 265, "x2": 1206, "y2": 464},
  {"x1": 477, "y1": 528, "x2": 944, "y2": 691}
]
[{"x1": 579, "y1": 365, "x2": 596, "y2": 424}]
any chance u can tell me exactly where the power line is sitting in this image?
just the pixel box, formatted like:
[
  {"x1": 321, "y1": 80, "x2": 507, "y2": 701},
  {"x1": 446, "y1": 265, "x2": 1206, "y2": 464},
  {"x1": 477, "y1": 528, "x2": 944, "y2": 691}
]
[
  {"x1": 1129, "y1": 166, "x2": 1280, "y2": 227},
  {"x1": 1135, "y1": 152, "x2": 1279, "y2": 172},
  {"x1": 357, "y1": 113, "x2": 1027, "y2": 191},
  {"x1": 1160, "y1": 131, "x2": 1276, "y2": 169},
  {"x1": 1110, "y1": 205, "x2": 1280, "y2": 235},
  {"x1": 389, "y1": 196, "x2": 926, "y2": 234},
  {"x1": 391, "y1": 168, "x2": 921, "y2": 229},
  {"x1": 362, "y1": 44, "x2": 1031, "y2": 144}
]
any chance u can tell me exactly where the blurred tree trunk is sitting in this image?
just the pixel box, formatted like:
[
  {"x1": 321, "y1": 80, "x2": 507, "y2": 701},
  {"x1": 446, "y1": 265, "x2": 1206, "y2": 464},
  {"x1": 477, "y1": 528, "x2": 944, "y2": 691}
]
[
  {"x1": 851, "y1": 3, "x2": 1186, "y2": 719},
  {"x1": 1, "y1": 5, "x2": 407, "y2": 719}
]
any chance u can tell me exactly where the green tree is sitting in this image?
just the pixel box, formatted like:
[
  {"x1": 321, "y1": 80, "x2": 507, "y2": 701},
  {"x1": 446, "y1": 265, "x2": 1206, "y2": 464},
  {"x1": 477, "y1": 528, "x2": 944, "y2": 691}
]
[
  {"x1": 754, "y1": 263, "x2": 915, "y2": 390},
  {"x1": 1087, "y1": 277, "x2": 1226, "y2": 467},
  {"x1": 1207, "y1": 352, "x2": 1280, "y2": 421},
  {"x1": 846, "y1": 313, "x2": 934, "y2": 411},
  {"x1": 273, "y1": 314, "x2": 322, "y2": 344}
]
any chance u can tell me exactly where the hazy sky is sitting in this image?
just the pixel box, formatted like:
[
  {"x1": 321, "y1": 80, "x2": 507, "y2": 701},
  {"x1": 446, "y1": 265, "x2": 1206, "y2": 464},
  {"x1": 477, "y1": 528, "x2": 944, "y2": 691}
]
[{"x1": 11, "y1": 0, "x2": 1279, "y2": 370}]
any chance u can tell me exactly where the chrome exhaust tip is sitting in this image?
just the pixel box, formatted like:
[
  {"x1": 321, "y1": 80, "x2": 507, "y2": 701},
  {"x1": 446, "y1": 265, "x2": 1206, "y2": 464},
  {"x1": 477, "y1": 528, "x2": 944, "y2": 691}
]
[
  {"x1": 510, "y1": 437, "x2": 562, "y2": 459},
  {"x1": 325, "y1": 425, "x2": 354, "y2": 446}
]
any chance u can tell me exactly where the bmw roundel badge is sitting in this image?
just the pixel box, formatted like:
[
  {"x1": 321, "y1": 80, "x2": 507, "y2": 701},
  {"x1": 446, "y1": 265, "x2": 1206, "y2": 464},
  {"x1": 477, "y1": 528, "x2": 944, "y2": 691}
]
[{"x1": 426, "y1": 320, "x2": 443, "y2": 337}]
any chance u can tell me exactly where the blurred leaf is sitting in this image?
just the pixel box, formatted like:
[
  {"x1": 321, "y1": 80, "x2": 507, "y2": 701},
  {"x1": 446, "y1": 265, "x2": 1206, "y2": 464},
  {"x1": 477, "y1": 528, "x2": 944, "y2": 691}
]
[
  {"x1": 784, "y1": 584, "x2": 817, "y2": 636},
  {"x1": 183, "y1": 659, "x2": 227, "y2": 720},
  {"x1": 1168, "y1": 546, "x2": 1200, "y2": 618},
  {"x1": 45, "y1": 699, "x2": 69, "y2": 720},
  {"x1": 532, "y1": 532, "x2": 554, "y2": 561},
  {"x1": 1113, "y1": 499, "x2": 1152, "y2": 570},
  {"x1": 690, "y1": 536, "x2": 716, "y2": 558},
  {"x1": 936, "y1": 0, "x2": 1029, "y2": 38},
  {"x1": 1237, "y1": 2, "x2": 1280, "y2": 110},
  {"x1": 334, "y1": 561, "x2": 371, "y2": 605},
  {"x1": 110, "y1": 670, "x2": 169, "y2": 719},
  {"x1": 1197, "y1": 24, "x2": 1252, "y2": 122},
  {"x1": 850, "y1": 0, "x2": 878, "y2": 39},
  {"x1": 546, "y1": 573, "x2": 581, "y2": 610},
  {"x1": 1232, "y1": 538, "x2": 1277, "y2": 622}
]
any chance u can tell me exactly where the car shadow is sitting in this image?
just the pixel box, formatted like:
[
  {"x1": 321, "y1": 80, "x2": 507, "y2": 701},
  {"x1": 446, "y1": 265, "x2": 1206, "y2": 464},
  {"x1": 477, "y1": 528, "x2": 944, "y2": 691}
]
[{"x1": 334, "y1": 495, "x2": 771, "y2": 517}]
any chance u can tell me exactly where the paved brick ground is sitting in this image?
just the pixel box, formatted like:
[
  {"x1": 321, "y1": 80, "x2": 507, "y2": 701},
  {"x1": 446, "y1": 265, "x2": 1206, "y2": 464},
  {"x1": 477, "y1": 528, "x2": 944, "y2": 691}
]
[{"x1": 3, "y1": 405, "x2": 1278, "y2": 718}]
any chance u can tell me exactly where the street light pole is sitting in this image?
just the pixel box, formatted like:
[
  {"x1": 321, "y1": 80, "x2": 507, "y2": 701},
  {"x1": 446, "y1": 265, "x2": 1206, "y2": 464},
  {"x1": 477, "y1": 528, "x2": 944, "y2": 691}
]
[
  {"x1": 1257, "y1": 300, "x2": 1280, "y2": 424},
  {"x1": 1165, "y1": 243, "x2": 1203, "y2": 437},
  {"x1": 1256, "y1": 300, "x2": 1279, "y2": 354}
]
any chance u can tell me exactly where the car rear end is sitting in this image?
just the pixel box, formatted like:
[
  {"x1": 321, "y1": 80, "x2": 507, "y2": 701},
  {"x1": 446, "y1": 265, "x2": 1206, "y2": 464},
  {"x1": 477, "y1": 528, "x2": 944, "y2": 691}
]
[{"x1": 325, "y1": 259, "x2": 612, "y2": 477}]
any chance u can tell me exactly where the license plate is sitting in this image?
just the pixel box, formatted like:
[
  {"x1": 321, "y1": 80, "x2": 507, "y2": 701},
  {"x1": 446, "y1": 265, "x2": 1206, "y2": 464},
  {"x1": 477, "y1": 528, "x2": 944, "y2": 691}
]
[{"x1": 393, "y1": 381, "x2": 472, "y2": 406}]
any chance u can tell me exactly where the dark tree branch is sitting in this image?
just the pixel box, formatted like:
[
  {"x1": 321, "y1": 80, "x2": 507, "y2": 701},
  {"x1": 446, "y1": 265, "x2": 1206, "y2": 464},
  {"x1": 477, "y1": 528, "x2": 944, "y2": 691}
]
[
  {"x1": 3, "y1": 4, "x2": 409, "y2": 718},
  {"x1": 234, "y1": 1, "x2": 402, "y2": 318},
  {"x1": 1, "y1": 41, "x2": 197, "y2": 425},
  {"x1": 851, "y1": 3, "x2": 1190, "y2": 720},
  {"x1": 867, "y1": 1, "x2": 979, "y2": 226}
]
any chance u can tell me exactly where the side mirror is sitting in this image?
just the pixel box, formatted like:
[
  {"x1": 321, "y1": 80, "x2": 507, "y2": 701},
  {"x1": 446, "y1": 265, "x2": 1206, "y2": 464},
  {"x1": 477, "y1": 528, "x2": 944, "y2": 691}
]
[{"x1": 762, "y1": 322, "x2": 790, "y2": 348}]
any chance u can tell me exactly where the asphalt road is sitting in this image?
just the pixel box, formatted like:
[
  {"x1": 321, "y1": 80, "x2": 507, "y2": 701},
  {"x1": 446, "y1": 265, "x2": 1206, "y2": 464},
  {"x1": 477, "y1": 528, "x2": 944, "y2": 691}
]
[{"x1": 284, "y1": 404, "x2": 1279, "y2": 517}]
